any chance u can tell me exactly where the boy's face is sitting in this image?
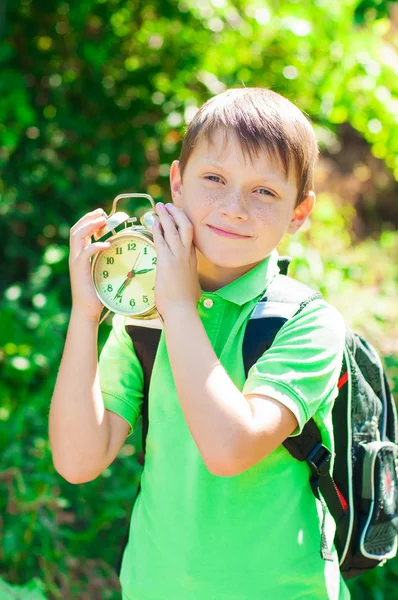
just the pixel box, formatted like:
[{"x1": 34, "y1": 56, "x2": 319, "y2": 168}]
[{"x1": 170, "y1": 129, "x2": 315, "y2": 284}]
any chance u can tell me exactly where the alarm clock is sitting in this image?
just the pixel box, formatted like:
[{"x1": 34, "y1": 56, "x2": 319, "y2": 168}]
[{"x1": 90, "y1": 193, "x2": 160, "y2": 324}]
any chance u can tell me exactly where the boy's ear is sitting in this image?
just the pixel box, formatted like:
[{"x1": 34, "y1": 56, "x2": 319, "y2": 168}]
[
  {"x1": 169, "y1": 160, "x2": 183, "y2": 208},
  {"x1": 287, "y1": 191, "x2": 316, "y2": 234}
]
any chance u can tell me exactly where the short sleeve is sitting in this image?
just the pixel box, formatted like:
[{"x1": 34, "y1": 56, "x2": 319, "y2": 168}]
[
  {"x1": 98, "y1": 313, "x2": 144, "y2": 436},
  {"x1": 242, "y1": 299, "x2": 346, "y2": 437}
]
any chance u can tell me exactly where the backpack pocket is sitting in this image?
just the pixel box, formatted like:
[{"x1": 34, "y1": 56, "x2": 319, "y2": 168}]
[{"x1": 360, "y1": 440, "x2": 398, "y2": 560}]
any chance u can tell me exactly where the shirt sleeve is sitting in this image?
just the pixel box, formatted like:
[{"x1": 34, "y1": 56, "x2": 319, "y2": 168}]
[
  {"x1": 98, "y1": 313, "x2": 144, "y2": 436},
  {"x1": 242, "y1": 299, "x2": 346, "y2": 437}
]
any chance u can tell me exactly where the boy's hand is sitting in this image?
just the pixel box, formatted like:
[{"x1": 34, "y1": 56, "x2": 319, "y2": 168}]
[
  {"x1": 152, "y1": 202, "x2": 201, "y2": 319},
  {"x1": 69, "y1": 209, "x2": 111, "y2": 320}
]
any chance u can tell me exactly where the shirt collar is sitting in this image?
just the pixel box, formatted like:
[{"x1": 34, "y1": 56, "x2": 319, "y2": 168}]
[{"x1": 201, "y1": 249, "x2": 280, "y2": 306}]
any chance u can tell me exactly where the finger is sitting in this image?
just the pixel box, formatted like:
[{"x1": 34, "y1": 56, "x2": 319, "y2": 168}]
[
  {"x1": 152, "y1": 219, "x2": 170, "y2": 255},
  {"x1": 156, "y1": 203, "x2": 181, "y2": 255},
  {"x1": 70, "y1": 215, "x2": 107, "y2": 244},
  {"x1": 164, "y1": 203, "x2": 193, "y2": 249},
  {"x1": 70, "y1": 208, "x2": 106, "y2": 233},
  {"x1": 71, "y1": 241, "x2": 111, "y2": 263},
  {"x1": 69, "y1": 215, "x2": 107, "y2": 258}
]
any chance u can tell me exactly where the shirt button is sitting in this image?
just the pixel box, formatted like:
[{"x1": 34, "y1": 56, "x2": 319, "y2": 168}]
[{"x1": 203, "y1": 298, "x2": 214, "y2": 308}]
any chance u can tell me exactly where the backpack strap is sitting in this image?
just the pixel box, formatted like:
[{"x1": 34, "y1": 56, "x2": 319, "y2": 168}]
[
  {"x1": 243, "y1": 272, "x2": 322, "y2": 375},
  {"x1": 125, "y1": 319, "x2": 162, "y2": 466}
]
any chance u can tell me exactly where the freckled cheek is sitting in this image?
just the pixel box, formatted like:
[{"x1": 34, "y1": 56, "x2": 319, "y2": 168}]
[
  {"x1": 199, "y1": 194, "x2": 219, "y2": 210},
  {"x1": 185, "y1": 195, "x2": 218, "y2": 246},
  {"x1": 251, "y1": 204, "x2": 289, "y2": 229},
  {"x1": 185, "y1": 194, "x2": 218, "y2": 224}
]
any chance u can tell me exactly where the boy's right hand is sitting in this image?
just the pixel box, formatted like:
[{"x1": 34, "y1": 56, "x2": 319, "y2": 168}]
[{"x1": 69, "y1": 208, "x2": 111, "y2": 320}]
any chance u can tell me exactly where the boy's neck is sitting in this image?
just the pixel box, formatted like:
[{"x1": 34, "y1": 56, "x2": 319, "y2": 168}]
[{"x1": 196, "y1": 250, "x2": 258, "y2": 292}]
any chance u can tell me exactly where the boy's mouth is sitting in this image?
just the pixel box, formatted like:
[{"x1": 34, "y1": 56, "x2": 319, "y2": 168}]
[{"x1": 207, "y1": 224, "x2": 251, "y2": 239}]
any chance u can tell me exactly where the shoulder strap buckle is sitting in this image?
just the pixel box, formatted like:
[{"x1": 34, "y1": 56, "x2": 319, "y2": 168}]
[{"x1": 307, "y1": 443, "x2": 331, "y2": 476}]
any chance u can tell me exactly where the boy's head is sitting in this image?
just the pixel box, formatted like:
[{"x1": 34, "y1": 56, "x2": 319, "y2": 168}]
[
  {"x1": 178, "y1": 87, "x2": 319, "y2": 208},
  {"x1": 169, "y1": 87, "x2": 318, "y2": 283}
]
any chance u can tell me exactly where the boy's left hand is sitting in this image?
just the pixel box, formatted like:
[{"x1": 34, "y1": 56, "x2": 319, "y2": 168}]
[{"x1": 152, "y1": 202, "x2": 201, "y2": 320}]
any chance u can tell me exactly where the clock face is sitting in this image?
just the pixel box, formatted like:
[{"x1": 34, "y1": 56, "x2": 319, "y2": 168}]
[{"x1": 92, "y1": 232, "x2": 157, "y2": 317}]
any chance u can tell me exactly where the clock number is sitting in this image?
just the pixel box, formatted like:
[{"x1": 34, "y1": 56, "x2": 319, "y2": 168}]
[
  {"x1": 128, "y1": 242, "x2": 136, "y2": 251},
  {"x1": 116, "y1": 296, "x2": 122, "y2": 303},
  {"x1": 116, "y1": 247, "x2": 123, "y2": 255},
  {"x1": 103, "y1": 270, "x2": 109, "y2": 278},
  {"x1": 143, "y1": 295, "x2": 148, "y2": 304},
  {"x1": 129, "y1": 298, "x2": 136, "y2": 307},
  {"x1": 152, "y1": 257, "x2": 157, "y2": 265},
  {"x1": 143, "y1": 246, "x2": 148, "y2": 255},
  {"x1": 106, "y1": 257, "x2": 114, "y2": 265},
  {"x1": 107, "y1": 284, "x2": 113, "y2": 292}
]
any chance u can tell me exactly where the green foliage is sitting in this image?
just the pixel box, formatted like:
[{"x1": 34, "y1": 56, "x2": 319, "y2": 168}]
[
  {"x1": 354, "y1": 0, "x2": 397, "y2": 24},
  {"x1": 1, "y1": 0, "x2": 398, "y2": 598},
  {"x1": 0, "y1": 578, "x2": 48, "y2": 600}
]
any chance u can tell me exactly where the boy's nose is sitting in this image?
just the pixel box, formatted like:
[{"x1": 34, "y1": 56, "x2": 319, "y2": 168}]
[{"x1": 218, "y1": 193, "x2": 249, "y2": 220}]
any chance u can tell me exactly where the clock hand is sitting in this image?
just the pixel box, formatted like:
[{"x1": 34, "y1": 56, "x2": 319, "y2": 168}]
[
  {"x1": 114, "y1": 268, "x2": 154, "y2": 300},
  {"x1": 113, "y1": 251, "x2": 143, "y2": 300},
  {"x1": 132, "y1": 268, "x2": 155, "y2": 275},
  {"x1": 113, "y1": 279, "x2": 129, "y2": 300}
]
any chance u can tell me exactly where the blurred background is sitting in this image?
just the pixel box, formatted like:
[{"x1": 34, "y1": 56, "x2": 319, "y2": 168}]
[{"x1": 0, "y1": 0, "x2": 397, "y2": 598}]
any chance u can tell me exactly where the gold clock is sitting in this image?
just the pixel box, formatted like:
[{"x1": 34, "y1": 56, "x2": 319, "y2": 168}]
[{"x1": 90, "y1": 193, "x2": 160, "y2": 323}]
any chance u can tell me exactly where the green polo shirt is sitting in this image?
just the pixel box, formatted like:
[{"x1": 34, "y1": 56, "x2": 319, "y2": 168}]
[{"x1": 98, "y1": 249, "x2": 350, "y2": 600}]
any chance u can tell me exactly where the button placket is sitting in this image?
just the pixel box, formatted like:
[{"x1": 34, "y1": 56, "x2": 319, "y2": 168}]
[{"x1": 200, "y1": 295, "x2": 224, "y2": 355}]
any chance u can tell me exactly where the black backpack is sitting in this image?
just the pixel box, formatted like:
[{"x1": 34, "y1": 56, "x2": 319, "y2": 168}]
[{"x1": 118, "y1": 257, "x2": 398, "y2": 580}]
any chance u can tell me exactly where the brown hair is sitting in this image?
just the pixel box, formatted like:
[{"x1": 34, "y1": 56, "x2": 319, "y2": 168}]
[{"x1": 178, "y1": 87, "x2": 319, "y2": 207}]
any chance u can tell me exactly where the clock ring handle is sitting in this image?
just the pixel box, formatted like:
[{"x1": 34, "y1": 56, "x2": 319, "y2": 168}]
[
  {"x1": 93, "y1": 193, "x2": 155, "y2": 240},
  {"x1": 110, "y1": 193, "x2": 156, "y2": 217}
]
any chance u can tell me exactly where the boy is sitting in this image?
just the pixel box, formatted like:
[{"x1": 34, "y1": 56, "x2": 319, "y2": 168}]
[{"x1": 49, "y1": 87, "x2": 351, "y2": 599}]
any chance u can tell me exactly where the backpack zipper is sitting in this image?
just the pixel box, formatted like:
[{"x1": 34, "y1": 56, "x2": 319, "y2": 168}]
[{"x1": 339, "y1": 344, "x2": 355, "y2": 567}]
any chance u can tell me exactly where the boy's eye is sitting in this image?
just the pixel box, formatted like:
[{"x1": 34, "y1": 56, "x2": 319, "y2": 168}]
[
  {"x1": 256, "y1": 188, "x2": 275, "y2": 197},
  {"x1": 205, "y1": 175, "x2": 223, "y2": 183}
]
